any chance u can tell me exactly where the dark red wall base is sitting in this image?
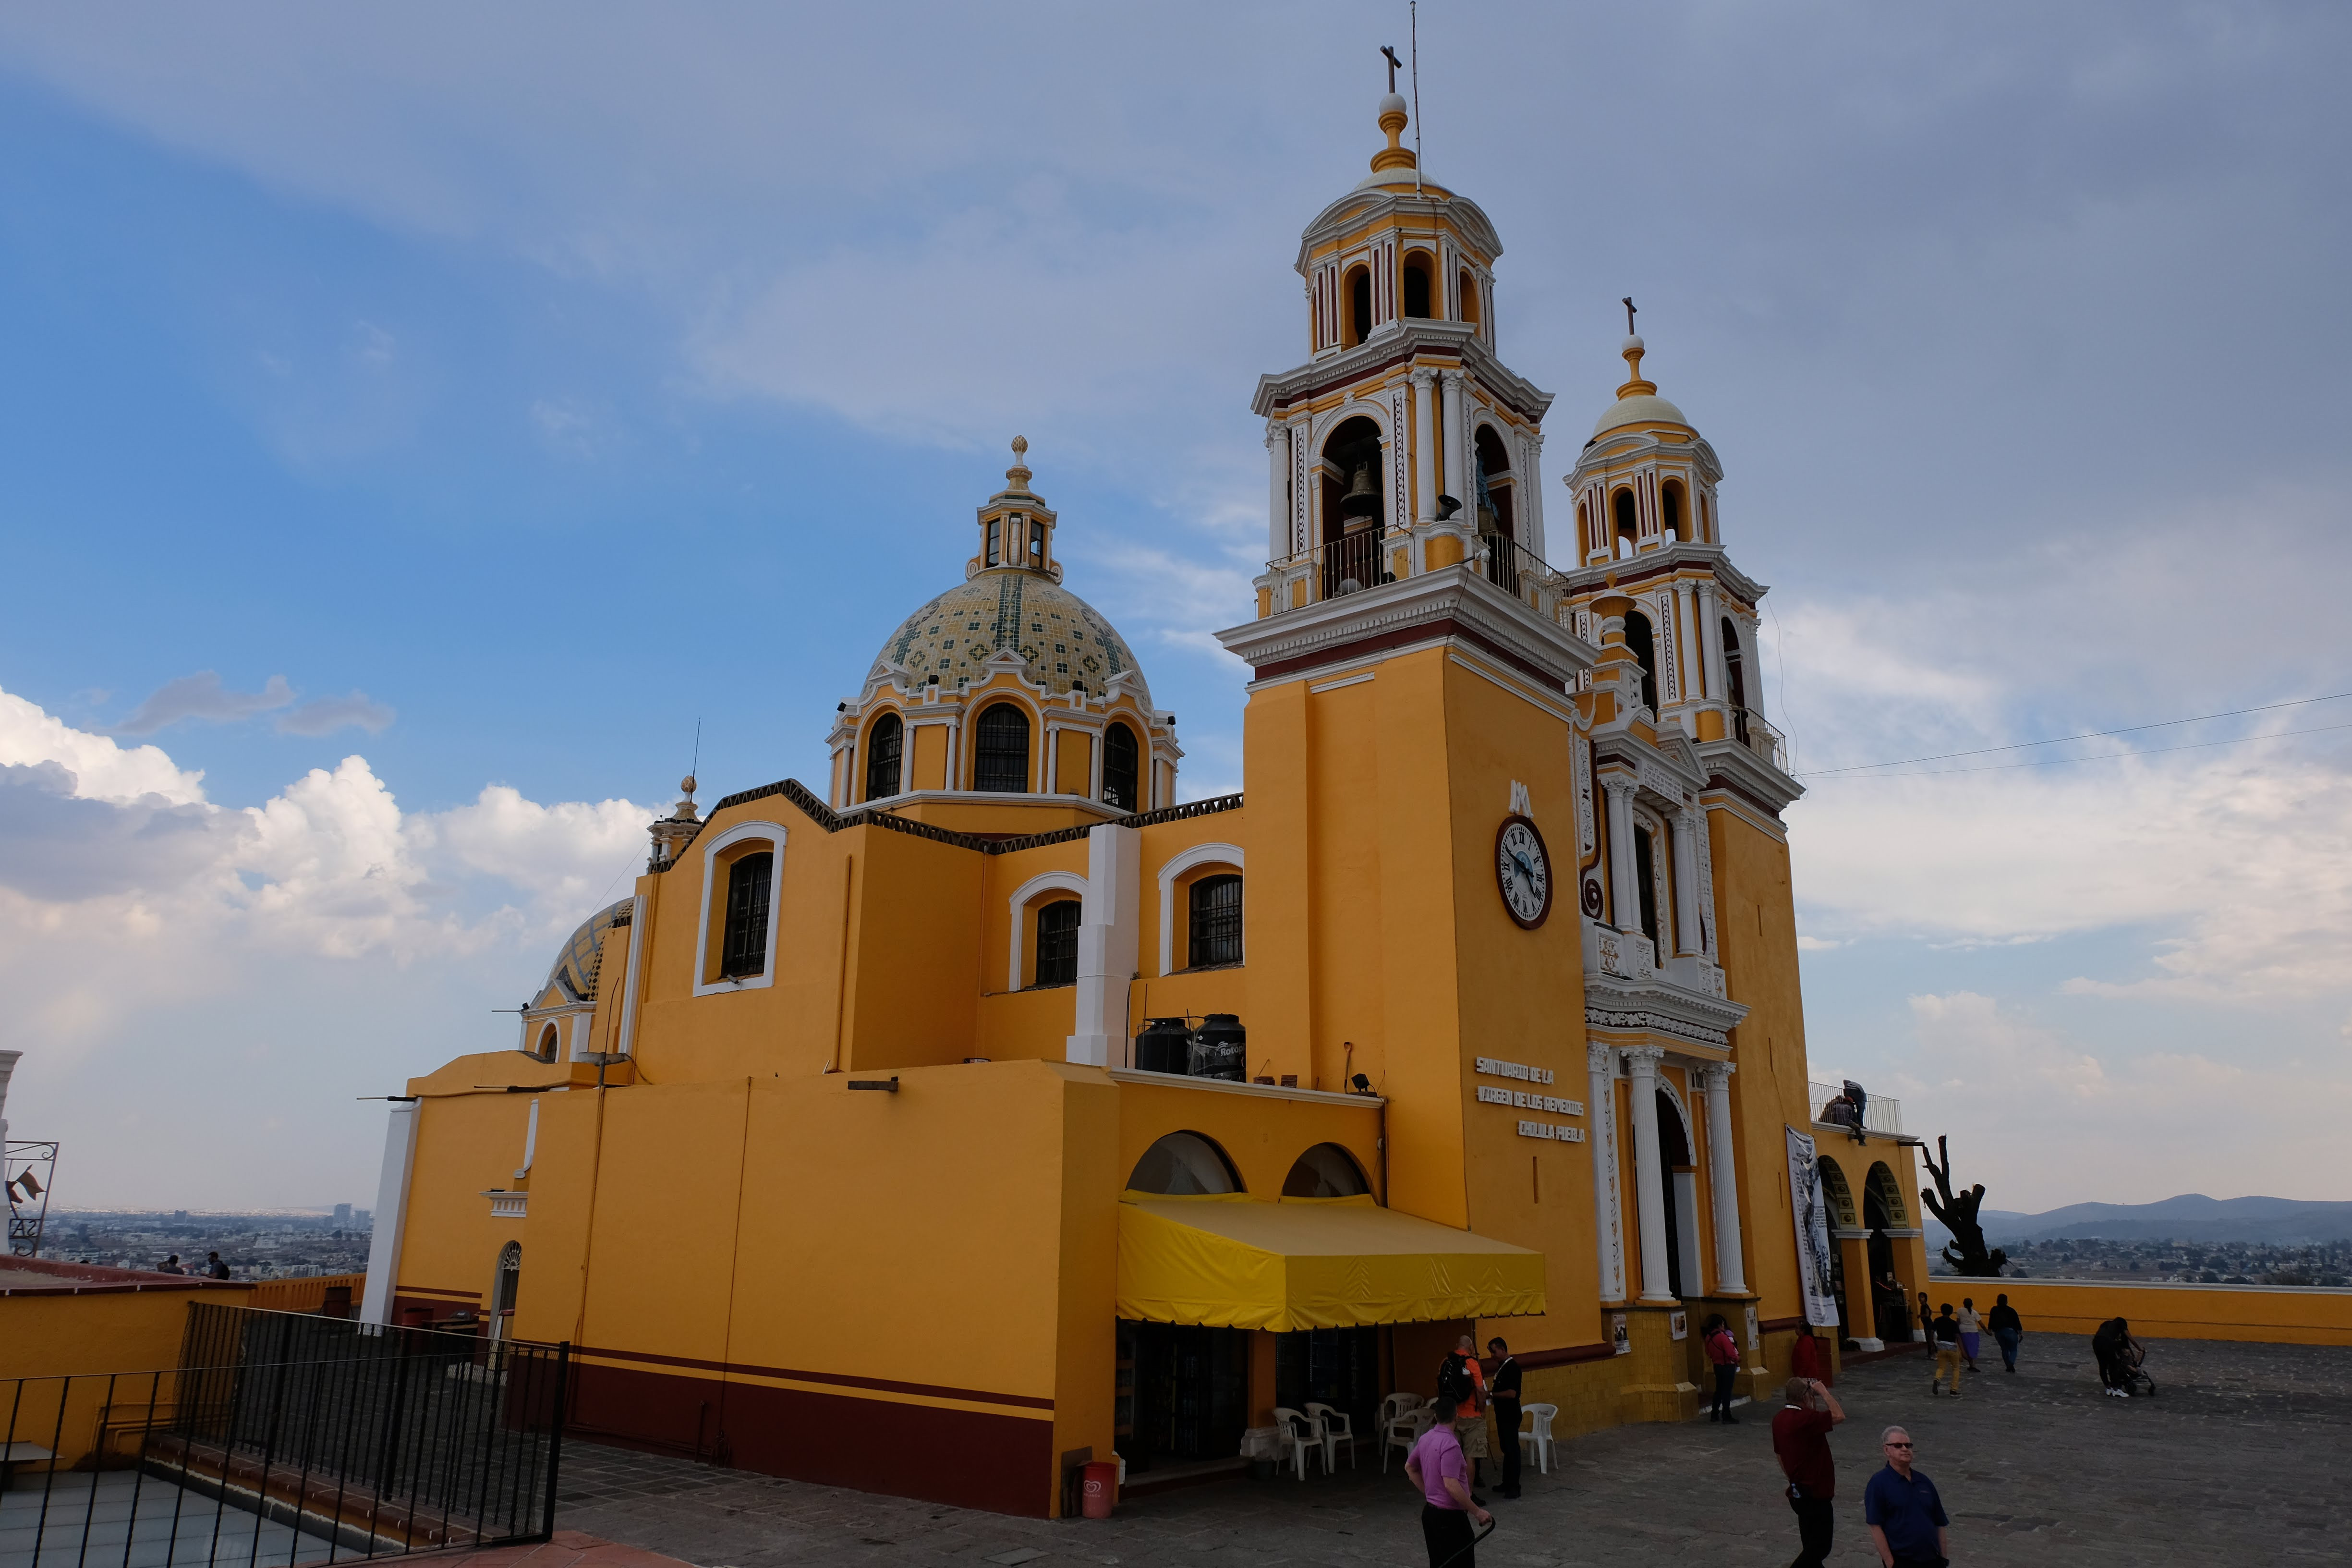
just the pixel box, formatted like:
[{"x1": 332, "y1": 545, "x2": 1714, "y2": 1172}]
[{"x1": 566, "y1": 1358, "x2": 1055, "y2": 1517}]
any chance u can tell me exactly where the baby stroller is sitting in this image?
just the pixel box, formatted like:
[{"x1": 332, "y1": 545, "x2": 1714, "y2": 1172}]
[{"x1": 2092, "y1": 1317, "x2": 2155, "y2": 1398}]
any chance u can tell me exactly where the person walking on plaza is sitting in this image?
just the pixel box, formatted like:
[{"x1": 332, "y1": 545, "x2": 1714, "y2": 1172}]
[
  {"x1": 1865, "y1": 1426, "x2": 1949, "y2": 1568},
  {"x1": 1792, "y1": 1326, "x2": 1830, "y2": 1386},
  {"x1": 1702, "y1": 1314, "x2": 1742, "y2": 1423},
  {"x1": 1928, "y1": 1304, "x2": 1964, "y2": 1397},
  {"x1": 1988, "y1": 1293, "x2": 2024, "y2": 1373},
  {"x1": 1485, "y1": 1337, "x2": 1524, "y2": 1499},
  {"x1": 1956, "y1": 1298, "x2": 1982, "y2": 1373},
  {"x1": 1773, "y1": 1375, "x2": 1845, "y2": 1568},
  {"x1": 1406, "y1": 1395, "x2": 1491, "y2": 1568}
]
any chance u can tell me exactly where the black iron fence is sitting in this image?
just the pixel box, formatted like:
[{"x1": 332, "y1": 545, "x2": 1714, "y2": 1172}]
[{"x1": 0, "y1": 1305, "x2": 568, "y2": 1568}]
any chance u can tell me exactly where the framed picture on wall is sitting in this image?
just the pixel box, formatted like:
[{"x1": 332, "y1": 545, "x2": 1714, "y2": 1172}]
[
  {"x1": 1611, "y1": 1313, "x2": 1630, "y2": 1355},
  {"x1": 1669, "y1": 1311, "x2": 1688, "y2": 1341}
]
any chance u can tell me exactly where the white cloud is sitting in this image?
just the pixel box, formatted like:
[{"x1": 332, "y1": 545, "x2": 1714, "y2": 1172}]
[
  {"x1": 0, "y1": 685, "x2": 651, "y2": 1205},
  {"x1": 1855, "y1": 993, "x2": 2352, "y2": 1211},
  {"x1": 276, "y1": 692, "x2": 397, "y2": 736},
  {"x1": 112, "y1": 671, "x2": 294, "y2": 736}
]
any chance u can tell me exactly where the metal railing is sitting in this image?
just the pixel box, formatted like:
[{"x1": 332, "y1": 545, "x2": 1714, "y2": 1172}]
[
  {"x1": 1808, "y1": 1081, "x2": 1903, "y2": 1136},
  {"x1": 1730, "y1": 707, "x2": 1790, "y2": 772},
  {"x1": 1468, "y1": 531, "x2": 1558, "y2": 612},
  {"x1": 0, "y1": 1305, "x2": 568, "y2": 1568}
]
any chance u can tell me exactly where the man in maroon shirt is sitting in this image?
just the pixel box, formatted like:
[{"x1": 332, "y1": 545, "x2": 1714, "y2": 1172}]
[{"x1": 1771, "y1": 1376, "x2": 1845, "y2": 1568}]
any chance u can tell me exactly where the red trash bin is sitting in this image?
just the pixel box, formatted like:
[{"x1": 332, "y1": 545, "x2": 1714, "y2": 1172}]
[{"x1": 1080, "y1": 1459, "x2": 1118, "y2": 1519}]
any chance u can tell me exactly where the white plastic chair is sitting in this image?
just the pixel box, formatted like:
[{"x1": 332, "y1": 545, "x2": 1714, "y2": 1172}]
[
  {"x1": 1306, "y1": 1401, "x2": 1358, "y2": 1471},
  {"x1": 1380, "y1": 1392, "x2": 1428, "y2": 1472},
  {"x1": 1516, "y1": 1401, "x2": 1559, "y2": 1475},
  {"x1": 1272, "y1": 1406, "x2": 1323, "y2": 1480}
]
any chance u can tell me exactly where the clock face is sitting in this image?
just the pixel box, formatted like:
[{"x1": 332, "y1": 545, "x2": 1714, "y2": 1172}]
[{"x1": 1494, "y1": 814, "x2": 1552, "y2": 929}]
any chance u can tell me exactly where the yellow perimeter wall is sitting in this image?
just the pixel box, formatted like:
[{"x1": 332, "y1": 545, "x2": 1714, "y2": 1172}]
[{"x1": 1986, "y1": 1279, "x2": 2352, "y2": 1345}]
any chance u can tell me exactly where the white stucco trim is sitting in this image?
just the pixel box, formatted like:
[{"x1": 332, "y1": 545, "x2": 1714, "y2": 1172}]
[
  {"x1": 1156, "y1": 842, "x2": 1245, "y2": 976},
  {"x1": 1007, "y1": 871, "x2": 1090, "y2": 992},
  {"x1": 360, "y1": 1101, "x2": 420, "y2": 1325},
  {"x1": 691, "y1": 821, "x2": 788, "y2": 998}
]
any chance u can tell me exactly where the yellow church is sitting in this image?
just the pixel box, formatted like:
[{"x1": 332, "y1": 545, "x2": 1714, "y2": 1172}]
[{"x1": 359, "y1": 91, "x2": 1929, "y2": 1517}]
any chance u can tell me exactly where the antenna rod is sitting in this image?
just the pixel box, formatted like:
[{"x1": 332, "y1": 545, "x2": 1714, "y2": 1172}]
[
  {"x1": 691, "y1": 718, "x2": 701, "y2": 779},
  {"x1": 1410, "y1": 1, "x2": 1423, "y2": 194}
]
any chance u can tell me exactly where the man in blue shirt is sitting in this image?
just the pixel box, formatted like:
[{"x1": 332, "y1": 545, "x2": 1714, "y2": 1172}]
[{"x1": 1863, "y1": 1426, "x2": 1949, "y2": 1568}]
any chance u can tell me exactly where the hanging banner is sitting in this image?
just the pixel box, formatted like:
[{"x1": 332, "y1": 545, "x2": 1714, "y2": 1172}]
[{"x1": 1785, "y1": 1125, "x2": 1840, "y2": 1329}]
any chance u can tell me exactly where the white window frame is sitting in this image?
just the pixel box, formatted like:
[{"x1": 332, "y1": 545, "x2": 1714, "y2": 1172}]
[
  {"x1": 1156, "y1": 842, "x2": 1245, "y2": 976},
  {"x1": 692, "y1": 820, "x2": 788, "y2": 997},
  {"x1": 1007, "y1": 871, "x2": 1089, "y2": 992}
]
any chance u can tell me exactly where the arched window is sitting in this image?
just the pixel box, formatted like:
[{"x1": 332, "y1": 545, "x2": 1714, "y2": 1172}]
[
  {"x1": 1402, "y1": 254, "x2": 1433, "y2": 319},
  {"x1": 986, "y1": 518, "x2": 1001, "y2": 566},
  {"x1": 864, "y1": 713, "x2": 904, "y2": 802},
  {"x1": 1654, "y1": 1090, "x2": 1693, "y2": 1299},
  {"x1": 1458, "y1": 268, "x2": 1480, "y2": 327},
  {"x1": 1721, "y1": 617, "x2": 1748, "y2": 734},
  {"x1": 1346, "y1": 265, "x2": 1373, "y2": 346},
  {"x1": 721, "y1": 851, "x2": 774, "y2": 978},
  {"x1": 1128, "y1": 1131, "x2": 1241, "y2": 1195},
  {"x1": 1473, "y1": 426, "x2": 1513, "y2": 539},
  {"x1": 1033, "y1": 899, "x2": 1080, "y2": 986},
  {"x1": 1282, "y1": 1143, "x2": 1369, "y2": 1198},
  {"x1": 1625, "y1": 610, "x2": 1659, "y2": 713},
  {"x1": 1660, "y1": 481, "x2": 1684, "y2": 543},
  {"x1": 1612, "y1": 489, "x2": 1639, "y2": 559},
  {"x1": 534, "y1": 1024, "x2": 559, "y2": 1062},
  {"x1": 974, "y1": 703, "x2": 1031, "y2": 792},
  {"x1": 1187, "y1": 874, "x2": 1243, "y2": 968},
  {"x1": 1103, "y1": 721, "x2": 1140, "y2": 811}
]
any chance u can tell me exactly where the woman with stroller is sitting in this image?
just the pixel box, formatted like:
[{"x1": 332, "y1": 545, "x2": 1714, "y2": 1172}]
[{"x1": 2091, "y1": 1316, "x2": 2147, "y2": 1397}]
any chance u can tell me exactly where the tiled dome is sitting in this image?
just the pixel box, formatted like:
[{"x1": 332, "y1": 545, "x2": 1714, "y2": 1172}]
[{"x1": 877, "y1": 568, "x2": 1142, "y2": 698}]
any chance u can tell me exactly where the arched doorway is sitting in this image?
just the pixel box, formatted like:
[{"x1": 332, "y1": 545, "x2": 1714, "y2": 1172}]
[
  {"x1": 1817, "y1": 1156, "x2": 1859, "y2": 1346},
  {"x1": 490, "y1": 1241, "x2": 521, "y2": 1339},
  {"x1": 1862, "y1": 1163, "x2": 1908, "y2": 1341},
  {"x1": 1655, "y1": 1089, "x2": 1700, "y2": 1300}
]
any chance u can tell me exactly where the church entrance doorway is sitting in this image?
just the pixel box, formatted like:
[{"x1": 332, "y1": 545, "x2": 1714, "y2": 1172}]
[
  {"x1": 1656, "y1": 1089, "x2": 1697, "y2": 1300},
  {"x1": 1117, "y1": 1322, "x2": 1246, "y2": 1474}
]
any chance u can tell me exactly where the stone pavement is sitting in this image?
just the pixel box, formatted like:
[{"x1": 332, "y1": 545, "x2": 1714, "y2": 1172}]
[{"x1": 555, "y1": 1336, "x2": 2352, "y2": 1566}]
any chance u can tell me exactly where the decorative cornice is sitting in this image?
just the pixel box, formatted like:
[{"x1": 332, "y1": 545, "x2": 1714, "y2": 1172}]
[
  {"x1": 1694, "y1": 737, "x2": 1804, "y2": 815},
  {"x1": 1295, "y1": 185, "x2": 1505, "y2": 273},
  {"x1": 1216, "y1": 564, "x2": 1595, "y2": 689},
  {"x1": 1568, "y1": 426, "x2": 1725, "y2": 488},
  {"x1": 1252, "y1": 323, "x2": 1553, "y2": 425},
  {"x1": 1588, "y1": 1004, "x2": 1735, "y2": 1051},
  {"x1": 1558, "y1": 542, "x2": 1767, "y2": 609}
]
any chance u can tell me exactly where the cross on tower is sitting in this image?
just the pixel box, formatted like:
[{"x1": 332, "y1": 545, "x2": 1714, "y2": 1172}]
[
  {"x1": 1623, "y1": 296, "x2": 1637, "y2": 335},
  {"x1": 1381, "y1": 45, "x2": 1403, "y2": 93}
]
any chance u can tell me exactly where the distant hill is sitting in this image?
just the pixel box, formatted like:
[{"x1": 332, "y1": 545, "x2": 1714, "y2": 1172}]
[{"x1": 1924, "y1": 1194, "x2": 2352, "y2": 1249}]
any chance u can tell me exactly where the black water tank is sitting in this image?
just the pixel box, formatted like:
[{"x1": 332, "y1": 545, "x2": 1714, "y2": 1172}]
[
  {"x1": 1133, "y1": 1017, "x2": 1192, "y2": 1076},
  {"x1": 1188, "y1": 1014, "x2": 1247, "y2": 1081}
]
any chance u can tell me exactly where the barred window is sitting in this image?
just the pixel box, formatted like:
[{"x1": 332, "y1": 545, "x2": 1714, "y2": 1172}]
[
  {"x1": 864, "y1": 713, "x2": 903, "y2": 801},
  {"x1": 720, "y1": 851, "x2": 773, "y2": 978},
  {"x1": 975, "y1": 703, "x2": 1030, "y2": 792},
  {"x1": 1188, "y1": 874, "x2": 1242, "y2": 968},
  {"x1": 1103, "y1": 721, "x2": 1140, "y2": 811},
  {"x1": 1034, "y1": 899, "x2": 1081, "y2": 986}
]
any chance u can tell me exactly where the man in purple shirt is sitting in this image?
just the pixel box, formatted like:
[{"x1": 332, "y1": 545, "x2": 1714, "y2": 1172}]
[{"x1": 1405, "y1": 1395, "x2": 1491, "y2": 1566}]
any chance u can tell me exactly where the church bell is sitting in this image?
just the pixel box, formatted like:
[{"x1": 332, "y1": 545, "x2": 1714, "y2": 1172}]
[{"x1": 1337, "y1": 459, "x2": 1381, "y2": 524}]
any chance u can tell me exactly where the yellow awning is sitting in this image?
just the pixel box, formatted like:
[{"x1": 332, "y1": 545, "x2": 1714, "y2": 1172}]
[{"x1": 1116, "y1": 1192, "x2": 1546, "y2": 1332}]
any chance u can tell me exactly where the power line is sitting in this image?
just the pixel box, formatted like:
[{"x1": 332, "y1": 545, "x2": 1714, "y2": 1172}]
[
  {"x1": 1806, "y1": 691, "x2": 2352, "y2": 776},
  {"x1": 1808, "y1": 718, "x2": 2352, "y2": 780}
]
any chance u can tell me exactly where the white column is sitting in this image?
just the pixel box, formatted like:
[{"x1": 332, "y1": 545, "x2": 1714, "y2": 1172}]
[
  {"x1": 1440, "y1": 370, "x2": 1467, "y2": 511},
  {"x1": 1265, "y1": 422, "x2": 1289, "y2": 562},
  {"x1": 1411, "y1": 369, "x2": 1438, "y2": 526},
  {"x1": 1522, "y1": 430, "x2": 1547, "y2": 559},
  {"x1": 1602, "y1": 775, "x2": 1640, "y2": 936},
  {"x1": 1673, "y1": 583, "x2": 1698, "y2": 705},
  {"x1": 1696, "y1": 582, "x2": 1726, "y2": 703},
  {"x1": 1067, "y1": 823, "x2": 1141, "y2": 1066},
  {"x1": 1671, "y1": 806, "x2": 1703, "y2": 957},
  {"x1": 1589, "y1": 1043, "x2": 1626, "y2": 1301},
  {"x1": 1624, "y1": 1046, "x2": 1675, "y2": 1301},
  {"x1": 1703, "y1": 1066, "x2": 1749, "y2": 1294},
  {"x1": 360, "y1": 1101, "x2": 420, "y2": 1325}
]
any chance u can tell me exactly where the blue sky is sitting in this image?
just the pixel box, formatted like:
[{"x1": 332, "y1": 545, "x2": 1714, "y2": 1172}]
[{"x1": 0, "y1": 2, "x2": 2346, "y2": 1211}]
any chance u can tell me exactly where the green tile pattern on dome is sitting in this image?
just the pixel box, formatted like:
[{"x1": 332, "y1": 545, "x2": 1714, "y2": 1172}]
[
  {"x1": 546, "y1": 897, "x2": 632, "y2": 1003},
  {"x1": 880, "y1": 569, "x2": 1138, "y2": 698}
]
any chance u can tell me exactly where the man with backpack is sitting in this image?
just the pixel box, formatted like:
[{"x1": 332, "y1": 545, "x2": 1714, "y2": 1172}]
[{"x1": 1436, "y1": 1337, "x2": 1487, "y2": 1490}]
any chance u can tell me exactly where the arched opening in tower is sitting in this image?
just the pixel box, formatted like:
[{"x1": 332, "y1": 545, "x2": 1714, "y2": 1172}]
[{"x1": 1319, "y1": 415, "x2": 1386, "y2": 596}]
